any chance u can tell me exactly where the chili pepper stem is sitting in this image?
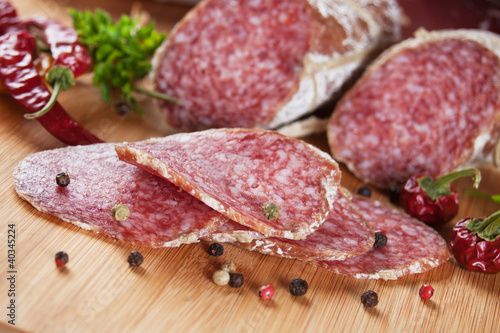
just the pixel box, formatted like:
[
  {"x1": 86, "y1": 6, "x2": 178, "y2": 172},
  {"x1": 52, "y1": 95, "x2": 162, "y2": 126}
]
[
  {"x1": 466, "y1": 210, "x2": 500, "y2": 241},
  {"x1": 24, "y1": 80, "x2": 62, "y2": 119},
  {"x1": 418, "y1": 168, "x2": 481, "y2": 201},
  {"x1": 466, "y1": 190, "x2": 500, "y2": 204},
  {"x1": 132, "y1": 86, "x2": 179, "y2": 105}
]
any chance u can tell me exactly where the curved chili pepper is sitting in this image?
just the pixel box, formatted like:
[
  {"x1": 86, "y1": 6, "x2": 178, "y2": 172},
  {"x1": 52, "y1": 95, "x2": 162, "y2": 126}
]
[
  {"x1": 0, "y1": 30, "x2": 102, "y2": 145},
  {"x1": 0, "y1": 0, "x2": 25, "y2": 35},
  {"x1": 450, "y1": 210, "x2": 500, "y2": 273},
  {"x1": 26, "y1": 16, "x2": 91, "y2": 78},
  {"x1": 399, "y1": 169, "x2": 481, "y2": 225}
]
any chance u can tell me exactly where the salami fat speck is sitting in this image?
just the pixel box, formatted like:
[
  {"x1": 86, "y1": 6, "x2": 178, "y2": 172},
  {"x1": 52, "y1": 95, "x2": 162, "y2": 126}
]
[
  {"x1": 13, "y1": 143, "x2": 228, "y2": 247},
  {"x1": 311, "y1": 196, "x2": 451, "y2": 280},
  {"x1": 153, "y1": 0, "x2": 401, "y2": 131},
  {"x1": 116, "y1": 128, "x2": 341, "y2": 240},
  {"x1": 233, "y1": 188, "x2": 374, "y2": 261},
  {"x1": 328, "y1": 29, "x2": 500, "y2": 189}
]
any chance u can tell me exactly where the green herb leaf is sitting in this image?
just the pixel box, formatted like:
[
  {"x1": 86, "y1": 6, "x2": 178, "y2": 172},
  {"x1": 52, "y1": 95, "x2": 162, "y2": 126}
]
[{"x1": 69, "y1": 8, "x2": 166, "y2": 113}]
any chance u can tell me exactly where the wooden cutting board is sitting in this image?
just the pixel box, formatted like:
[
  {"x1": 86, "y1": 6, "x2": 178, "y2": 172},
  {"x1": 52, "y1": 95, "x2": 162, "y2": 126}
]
[{"x1": 1, "y1": 1, "x2": 499, "y2": 332}]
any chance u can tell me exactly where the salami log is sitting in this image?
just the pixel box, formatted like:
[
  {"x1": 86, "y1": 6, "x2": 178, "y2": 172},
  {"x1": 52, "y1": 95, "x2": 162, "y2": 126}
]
[
  {"x1": 13, "y1": 143, "x2": 228, "y2": 247},
  {"x1": 115, "y1": 128, "x2": 341, "y2": 240},
  {"x1": 153, "y1": 0, "x2": 401, "y2": 131},
  {"x1": 328, "y1": 29, "x2": 500, "y2": 190},
  {"x1": 227, "y1": 188, "x2": 374, "y2": 261},
  {"x1": 311, "y1": 196, "x2": 452, "y2": 280}
]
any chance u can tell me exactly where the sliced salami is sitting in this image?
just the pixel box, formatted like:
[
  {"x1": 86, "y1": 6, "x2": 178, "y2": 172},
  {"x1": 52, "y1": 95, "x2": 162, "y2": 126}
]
[
  {"x1": 328, "y1": 29, "x2": 500, "y2": 189},
  {"x1": 311, "y1": 196, "x2": 451, "y2": 280},
  {"x1": 153, "y1": 0, "x2": 401, "y2": 131},
  {"x1": 13, "y1": 143, "x2": 228, "y2": 247},
  {"x1": 230, "y1": 188, "x2": 374, "y2": 261},
  {"x1": 115, "y1": 128, "x2": 341, "y2": 240}
]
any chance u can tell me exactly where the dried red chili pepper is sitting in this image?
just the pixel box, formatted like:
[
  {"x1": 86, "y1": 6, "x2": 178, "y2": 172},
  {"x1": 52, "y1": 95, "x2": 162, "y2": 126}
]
[
  {"x1": 0, "y1": 30, "x2": 102, "y2": 145},
  {"x1": 399, "y1": 169, "x2": 480, "y2": 225},
  {"x1": 450, "y1": 210, "x2": 500, "y2": 274}
]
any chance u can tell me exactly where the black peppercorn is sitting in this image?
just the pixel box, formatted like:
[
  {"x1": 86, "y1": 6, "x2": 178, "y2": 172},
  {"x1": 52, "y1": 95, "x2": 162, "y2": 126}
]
[
  {"x1": 55, "y1": 251, "x2": 69, "y2": 267},
  {"x1": 228, "y1": 273, "x2": 244, "y2": 288},
  {"x1": 127, "y1": 251, "x2": 144, "y2": 267},
  {"x1": 289, "y1": 278, "x2": 308, "y2": 296},
  {"x1": 208, "y1": 243, "x2": 224, "y2": 256},
  {"x1": 357, "y1": 185, "x2": 372, "y2": 198},
  {"x1": 373, "y1": 232, "x2": 387, "y2": 249},
  {"x1": 361, "y1": 290, "x2": 378, "y2": 307},
  {"x1": 56, "y1": 172, "x2": 70, "y2": 187}
]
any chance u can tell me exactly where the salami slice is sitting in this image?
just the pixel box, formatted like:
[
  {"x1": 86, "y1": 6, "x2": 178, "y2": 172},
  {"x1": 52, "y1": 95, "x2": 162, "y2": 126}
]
[
  {"x1": 311, "y1": 196, "x2": 451, "y2": 280},
  {"x1": 230, "y1": 188, "x2": 374, "y2": 261},
  {"x1": 153, "y1": 0, "x2": 401, "y2": 131},
  {"x1": 328, "y1": 29, "x2": 500, "y2": 189},
  {"x1": 13, "y1": 143, "x2": 228, "y2": 247},
  {"x1": 115, "y1": 128, "x2": 341, "y2": 240}
]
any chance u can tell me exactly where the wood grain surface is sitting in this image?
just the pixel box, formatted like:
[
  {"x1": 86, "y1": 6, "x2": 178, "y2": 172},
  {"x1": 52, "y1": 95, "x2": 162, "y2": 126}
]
[{"x1": 1, "y1": 1, "x2": 499, "y2": 332}]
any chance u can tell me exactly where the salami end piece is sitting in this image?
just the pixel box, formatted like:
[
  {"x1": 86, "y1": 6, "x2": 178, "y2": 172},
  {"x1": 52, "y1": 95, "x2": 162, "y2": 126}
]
[
  {"x1": 116, "y1": 129, "x2": 342, "y2": 240},
  {"x1": 234, "y1": 188, "x2": 375, "y2": 261},
  {"x1": 13, "y1": 143, "x2": 228, "y2": 247},
  {"x1": 328, "y1": 29, "x2": 500, "y2": 189},
  {"x1": 311, "y1": 196, "x2": 451, "y2": 280},
  {"x1": 153, "y1": 0, "x2": 401, "y2": 131}
]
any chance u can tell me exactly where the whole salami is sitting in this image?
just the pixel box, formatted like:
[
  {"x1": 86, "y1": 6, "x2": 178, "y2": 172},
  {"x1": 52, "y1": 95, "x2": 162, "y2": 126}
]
[
  {"x1": 13, "y1": 143, "x2": 228, "y2": 247},
  {"x1": 311, "y1": 196, "x2": 452, "y2": 280},
  {"x1": 116, "y1": 128, "x2": 342, "y2": 240},
  {"x1": 153, "y1": 0, "x2": 401, "y2": 131},
  {"x1": 328, "y1": 29, "x2": 500, "y2": 190}
]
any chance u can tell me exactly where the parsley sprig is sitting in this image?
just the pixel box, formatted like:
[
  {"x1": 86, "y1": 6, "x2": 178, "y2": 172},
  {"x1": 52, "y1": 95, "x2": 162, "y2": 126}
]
[{"x1": 69, "y1": 9, "x2": 177, "y2": 113}]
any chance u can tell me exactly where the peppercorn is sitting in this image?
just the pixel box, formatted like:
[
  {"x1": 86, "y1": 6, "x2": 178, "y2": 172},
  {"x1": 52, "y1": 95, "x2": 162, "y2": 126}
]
[
  {"x1": 361, "y1": 290, "x2": 378, "y2": 307},
  {"x1": 55, "y1": 251, "x2": 69, "y2": 267},
  {"x1": 56, "y1": 172, "x2": 70, "y2": 187},
  {"x1": 208, "y1": 243, "x2": 224, "y2": 256},
  {"x1": 419, "y1": 284, "x2": 434, "y2": 300},
  {"x1": 373, "y1": 232, "x2": 387, "y2": 249},
  {"x1": 357, "y1": 185, "x2": 372, "y2": 198},
  {"x1": 289, "y1": 278, "x2": 308, "y2": 296},
  {"x1": 113, "y1": 101, "x2": 131, "y2": 116},
  {"x1": 221, "y1": 262, "x2": 236, "y2": 273},
  {"x1": 111, "y1": 203, "x2": 130, "y2": 221},
  {"x1": 259, "y1": 284, "x2": 275, "y2": 299},
  {"x1": 228, "y1": 273, "x2": 244, "y2": 288},
  {"x1": 127, "y1": 251, "x2": 143, "y2": 267},
  {"x1": 212, "y1": 270, "x2": 230, "y2": 286},
  {"x1": 262, "y1": 202, "x2": 280, "y2": 220}
]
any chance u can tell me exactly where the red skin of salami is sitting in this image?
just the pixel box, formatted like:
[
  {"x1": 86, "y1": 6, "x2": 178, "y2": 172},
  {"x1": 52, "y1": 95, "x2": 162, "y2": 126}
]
[
  {"x1": 153, "y1": 0, "x2": 401, "y2": 131},
  {"x1": 218, "y1": 188, "x2": 375, "y2": 261},
  {"x1": 328, "y1": 29, "x2": 500, "y2": 189},
  {"x1": 116, "y1": 128, "x2": 341, "y2": 240},
  {"x1": 311, "y1": 196, "x2": 451, "y2": 280},
  {"x1": 13, "y1": 143, "x2": 228, "y2": 247}
]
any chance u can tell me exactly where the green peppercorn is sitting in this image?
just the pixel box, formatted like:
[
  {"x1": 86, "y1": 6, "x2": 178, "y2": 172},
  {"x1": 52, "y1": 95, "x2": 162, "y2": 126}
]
[
  {"x1": 262, "y1": 202, "x2": 280, "y2": 220},
  {"x1": 111, "y1": 204, "x2": 130, "y2": 221}
]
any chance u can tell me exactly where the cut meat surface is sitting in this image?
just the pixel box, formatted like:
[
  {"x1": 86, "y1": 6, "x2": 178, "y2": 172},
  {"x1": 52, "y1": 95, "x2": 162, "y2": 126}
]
[
  {"x1": 232, "y1": 188, "x2": 375, "y2": 261},
  {"x1": 116, "y1": 128, "x2": 341, "y2": 240},
  {"x1": 311, "y1": 196, "x2": 451, "y2": 280},
  {"x1": 153, "y1": 0, "x2": 401, "y2": 131},
  {"x1": 13, "y1": 143, "x2": 228, "y2": 247},
  {"x1": 328, "y1": 29, "x2": 500, "y2": 189}
]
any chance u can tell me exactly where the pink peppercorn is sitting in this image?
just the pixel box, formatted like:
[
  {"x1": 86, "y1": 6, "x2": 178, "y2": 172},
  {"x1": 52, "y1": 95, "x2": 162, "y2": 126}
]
[
  {"x1": 259, "y1": 284, "x2": 275, "y2": 299},
  {"x1": 419, "y1": 285, "x2": 434, "y2": 300}
]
